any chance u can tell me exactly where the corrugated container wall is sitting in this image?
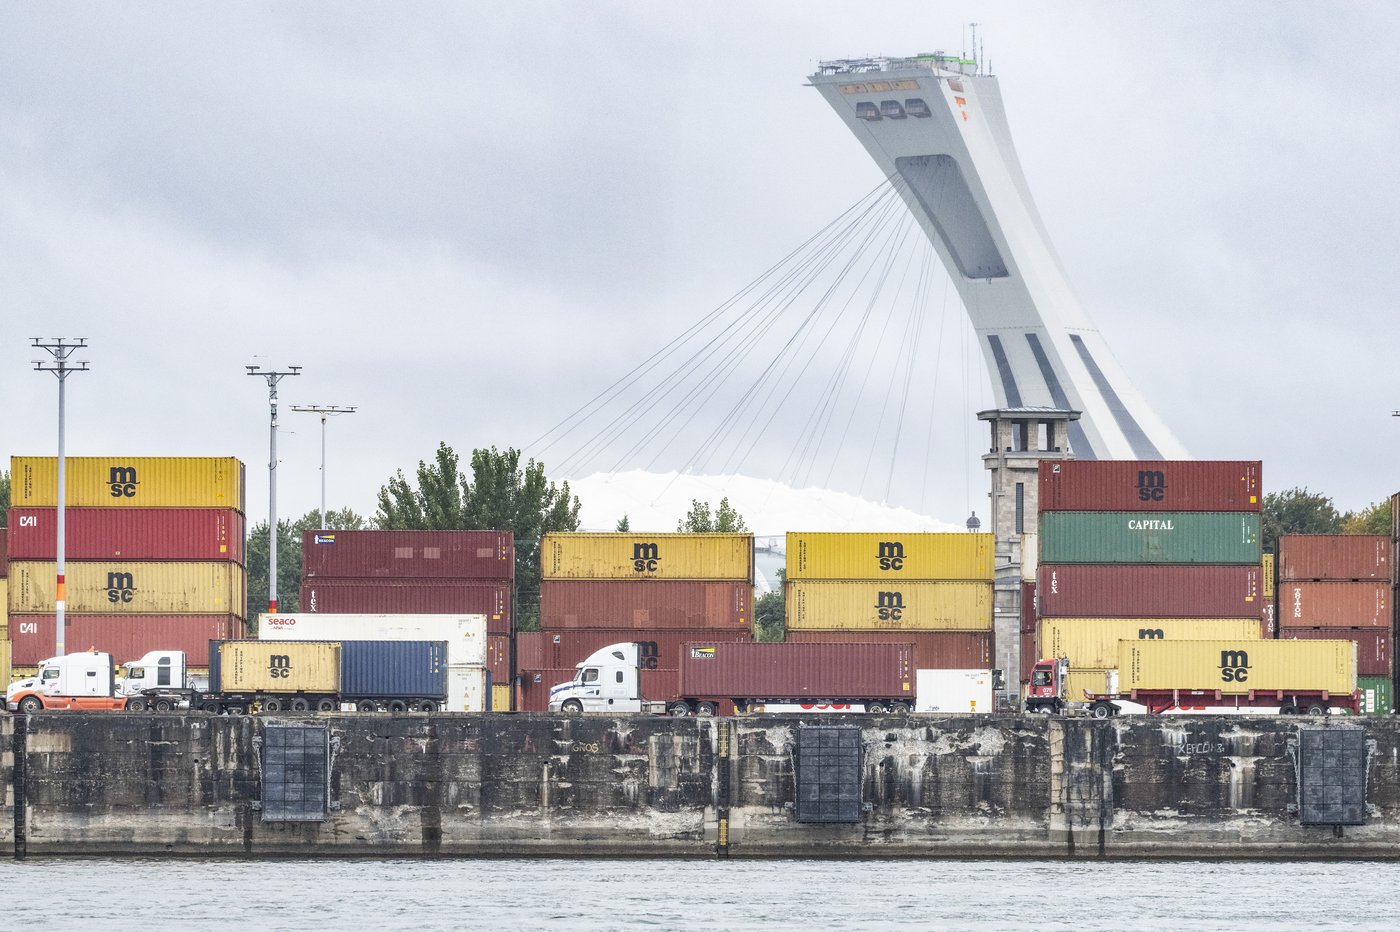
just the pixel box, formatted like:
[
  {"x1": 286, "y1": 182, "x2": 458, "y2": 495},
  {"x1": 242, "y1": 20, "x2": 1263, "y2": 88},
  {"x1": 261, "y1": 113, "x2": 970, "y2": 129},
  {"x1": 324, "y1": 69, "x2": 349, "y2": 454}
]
[
  {"x1": 8, "y1": 562, "x2": 246, "y2": 615},
  {"x1": 0, "y1": 640, "x2": 10, "y2": 688},
  {"x1": 525, "y1": 627, "x2": 752, "y2": 672},
  {"x1": 1063, "y1": 670, "x2": 1112, "y2": 701},
  {"x1": 301, "y1": 529, "x2": 514, "y2": 580},
  {"x1": 338, "y1": 640, "x2": 448, "y2": 699},
  {"x1": 299, "y1": 580, "x2": 510, "y2": 632},
  {"x1": 1279, "y1": 582, "x2": 1389, "y2": 628},
  {"x1": 10, "y1": 456, "x2": 245, "y2": 510},
  {"x1": 1038, "y1": 512, "x2": 1260, "y2": 564},
  {"x1": 1038, "y1": 460, "x2": 1262, "y2": 512},
  {"x1": 541, "y1": 533, "x2": 753, "y2": 581},
  {"x1": 0, "y1": 528, "x2": 8, "y2": 576},
  {"x1": 491, "y1": 683, "x2": 512, "y2": 712},
  {"x1": 677, "y1": 641, "x2": 914, "y2": 700},
  {"x1": 539, "y1": 580, "x2": 751, "y2": 630},
  {"x1": 212, "y1": 640, "x2": 340, "y2": 694},
  {"x1": 1359, "y1": 676, "x2": 1394, "y2": 715},
  {"x1": 518, "y1": 667, "x2": 577, "y2": 712},
  {"x1": 1279, "y1": 535, "x2": 1392, "y2": 581},
  {"x1": 256, "y1": 613, "x2": 488, "y2": 667},
  {"x1": 1020, "y1": 532, "x2": 1038, "y2": 583},
  {"x1": 783, "y1": 630, "x2": 991, "y2": 670},
  {"x1": 784, "y1": 532, "x2": 993, "y2": 581},
  {"x1": 785, "y1": 580, "x2": 992, "y2": 631},
  {"x1": 1037, "y1": 565, "x2": 1260, "y2": 618},
  {"x1": 1037, "y1": 617, "x2": 1262, "y2": 670},
  {"x1": 1, "y1": 579, "x2": 7, "y2": 637},
  {"x1": 487, "y1": 634, "x2": 510, "y2": 686},
  {"x1": 1282, "y1": 628, "x2": 1391, "y2": 676},
  {"x1": 6, "y1": 508, "x2": 246, "y2": 563},
  {"x1": 1118, "y1": 639, "x2": 1355, "y2": 695},
  {"x1": 1020, "y1": 582, "x2": 1037, "y2": 634},
  {"x1": 1262, "y1": 553, "x2": 1275, "y2": 593},
  {"x1": 7, "y1": 614, "x2": 244, "y2": 666}
]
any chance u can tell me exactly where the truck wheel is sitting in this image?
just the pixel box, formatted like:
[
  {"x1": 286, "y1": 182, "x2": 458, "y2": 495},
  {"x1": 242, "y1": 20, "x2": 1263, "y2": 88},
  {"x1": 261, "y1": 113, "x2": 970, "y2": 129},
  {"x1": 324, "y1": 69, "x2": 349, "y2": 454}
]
[
  {"x1": 1090, "y1": 701, "x2": 1115, "y2": 720},
  {"x1": 200, "y1": 701, "x2": 221, "y2": 713},
  {"x1": 387, "y1": 699, "x2": 408, "y2": 713},
  {"x1": 867, "y1": 701, "x2": 889, "y2": 714},
  {"x1": 561, "y1": 700, "x2": 584, "y2": 715},
  {"x1": 1279, "y1": 704, "x2": 1298, "y2": 715},
  {"x1": 289, "y1": 697, "x2": 310, "y2": 712},
  {"x1": 356, "y1": 699, "x2": 378, "y2": 713},
  {"x1": 890, "y1": 701, "x2": 911, "y2": 715},
  {"x1": 127, "y1": 697, "x2": 147, "y2": 713},
  {"x1": 667, "y1": 701, "x2": 692, "y2": 717},
  {"x1": 316, "y1": 698, "x2": 337, "y2": 712},
  {"x1": 695, "y1": 701, "x2": 717, "y2": 717},
  {"x1": 1306, "y1": 704, "x2": 1327, "y2": 716},
  {"x1": 154, "y1": 698, "x2": 174, "y2": 713},
  {"x1": 417, "y1": 700, "x2": 438, "y2": 713},
  {"x1": 18, "y1": 696, "x2": 43, "y2": 714},
  {"x1": 262, "y1": 698, "x2": 283, "y2": 713}
]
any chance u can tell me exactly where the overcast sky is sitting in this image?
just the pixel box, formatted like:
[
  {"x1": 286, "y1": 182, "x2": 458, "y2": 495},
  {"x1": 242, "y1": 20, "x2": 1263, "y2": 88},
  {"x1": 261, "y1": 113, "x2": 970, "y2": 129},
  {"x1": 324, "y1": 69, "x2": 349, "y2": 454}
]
[{"x1": 4, "y1": 2, "x2": 1398, "y2": 532}]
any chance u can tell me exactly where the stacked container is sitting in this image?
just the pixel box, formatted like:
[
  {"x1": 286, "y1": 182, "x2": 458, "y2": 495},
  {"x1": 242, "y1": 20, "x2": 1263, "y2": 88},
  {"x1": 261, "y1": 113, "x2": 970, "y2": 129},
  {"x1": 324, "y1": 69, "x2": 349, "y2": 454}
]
[
  {"x1": 782, "y1": 532, "x2": 995, "y2": 674},
  {"x1": 1035, "y1": 460, "x2": 1264, "y2": 700},
  {"x1": 1278, "y1": 534, "x2": 1391, "y2": 712},
  {"x1": 6, "y1": 456, "x2": 247, "y2": 673},
  {"x1": 521, "y1": 533, "x2": 755, "y2": 711}
]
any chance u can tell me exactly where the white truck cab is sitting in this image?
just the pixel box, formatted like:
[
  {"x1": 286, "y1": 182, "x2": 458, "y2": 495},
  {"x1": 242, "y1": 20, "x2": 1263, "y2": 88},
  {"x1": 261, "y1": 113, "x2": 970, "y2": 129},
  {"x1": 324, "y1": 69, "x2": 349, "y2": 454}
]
[
  {"x1": 119, "y1": 650, "x2": 189, "y2": 697},
  {"x1": 7, "y1": 652, "x2": 127, "y2": 713},
  {"x1": 548, "y1": 643, "x2": 659, "y2": 714}
]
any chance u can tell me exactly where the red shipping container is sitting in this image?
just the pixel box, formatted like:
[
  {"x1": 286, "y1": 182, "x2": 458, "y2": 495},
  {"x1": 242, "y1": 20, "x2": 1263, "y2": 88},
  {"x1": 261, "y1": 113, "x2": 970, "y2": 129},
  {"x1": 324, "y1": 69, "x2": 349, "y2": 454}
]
[
  {"x1": 1020, "y1": 631, "x2": 1037, "y2": 684},
  {"x1": 5, "y1": 508, "x2": 246, "y2": 563},
  {"x1": 539, "y1": 580, "x2": 751, "y2": 630},
  {"x1": 677, "y1": 641, "x2": 913, "y2": 701},
  {"x1": 1279, "y1": 535, "x2": 1392, "y2": 581},
  {"x1": 1038, "y1": 460, "x2": 1262, "y2": 512},
  {"x1": 299, "y1": 580, "x2": 512, "y2": 633},
  {"x1": 1020, "y1": 581, "x2": 1037, "y2": 634},
  {"x1": 534, "y1": 627, "x2": 753, "y2": 671},
  {"x1": 518, "y1": 667, "x2": 575, "y2": 712},
  {"x1": 515, "y1": 631, "x2": 549, "y2": 670},
  {"x1": 783, "y1": 630, "x2": 990, "y2": 670},
  {"x1": 6, "y1": 614, "x2": 244, "y2": 666},
  {"x1": 1278, "y1": 581, "x2": 1389, "y2": 629},
  {"x1": 1037, "y1": 564, "x2": 1262, "y2": 618},
  {"x1": 1280, "y1": 627, "x2": 1390, "y2": 676},
  {"x1": 1262, "y1": 596, "x2": 1276, "y2": 638},
  {"x1": 487, "y1": 634, "x2": 511, "y2": 685},
  {"x1": 301, "y1": 529, "x2": 513, "y2": 580}
]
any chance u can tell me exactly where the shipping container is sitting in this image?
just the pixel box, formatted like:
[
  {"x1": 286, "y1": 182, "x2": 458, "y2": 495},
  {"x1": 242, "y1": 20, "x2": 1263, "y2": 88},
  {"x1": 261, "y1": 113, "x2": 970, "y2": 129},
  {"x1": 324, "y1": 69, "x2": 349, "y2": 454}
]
[
  {"x1": 541, "y1": 532, "x2": 753, "y2": 581},
  {"x1": 1262, "y1": 553, "x2": 1275, "y2": 594},
  {"x1": 10, "y1": 456, "x2": 245, "y2": 509},
  {"x1": 515, "y1": 630, "x2": 549, "y2": 671},
  {"x1": 491, "y1": 683, "x2": 512, "y2": 711},
  {"x1": 1038, "y1": 460, "x2": 1262, "y2": 512},
  {"x1": 519, "y1": 667, "x2": 577, "y2": 712},
  {"x1": 1037, "y1": 617, "x2": 1262, "y2": 670},
  {"x1": 783, "y1": 630, "x2": 991, "y2": 669},
  {"x1": 1279, "y1": 535, "x2": 1392, "y2": 581},
  {"x1": 8, "y1": 561, "x2": 246, "y2": 615},
  {"x1": 0, "y1": 640, "x2": 10, "y2": 687},
  {"x1": 1062, "y1": 669, "x2": 1112, "y2": 702},
  {"x1": 6, "y1": 614, "x2": 244, "y2": 666},
  {"x1": 1279, "y1": 581, "x2": 1389, "y2": 628},
  {"x1": 487, "y1": 633, "x2": 511, "y2": 686},
  {"x1": 1262, "y1": 597, "x2": 1276, "y2": 638},
  {"x1": 539, "y1": 579, "x2": 751, "y2": 630},
  {"x1": 5, "y1": 507, "x2": 246, "y2": 563},
  {"x1": 1038, "y1": 512, "x2": 1260, "y2": 564},
  {"x1": 1020, "y1": 531, "x2": 1038, "y2": 583},
  {"x1": 1020, "y1": 581, "x2": 1037, "y2": 634},
  {"x1": 1117, "y1": 639, "x2": 1355, "y2": 695},
  {"x1": 1037, "y1": 564, "x2": 1261, "y2": 618},
  {"x1": 676, "y1": 641, "x2": 913, "y2": 701},
  {"x1": 1019, "y1": 631, "x2": 1036, "y2": 684},
  {"x1": 531, "y1": 627, "x2": 752, "y2": 672},
  {"x1": 785, "y1": 580, "x2": 992, "y2": 631},
  {"x1": 0, "y1": 528, "x2": 8, "y2": 576},
  {"x1": 451, "y1": 665, "x2": 489, "y2": 713},
  {"x1": 301, "y1": 529, "x2": 514, "y2": 580},
  {"x1": 338, "y1": 640, "x2": 447, "y2": 699},
  {"x1": 1281, "y1": 627, "x2": 1391, "y2": 676},
  {"x1": 210, "y1": 640, "x2": 340, "y2": 694},
  {"x1": 256, "y1": 613, "x2": 488, "y2": 667},
  {"x1": 299, "y1": 580, "x2": 510, "y2": 632},
  {"x1": 1358, "y1": 676, "x2": 1393, "y2": 715},
  {"x1": 784, "y1": 532, "x2": 993, "y2": 581}
]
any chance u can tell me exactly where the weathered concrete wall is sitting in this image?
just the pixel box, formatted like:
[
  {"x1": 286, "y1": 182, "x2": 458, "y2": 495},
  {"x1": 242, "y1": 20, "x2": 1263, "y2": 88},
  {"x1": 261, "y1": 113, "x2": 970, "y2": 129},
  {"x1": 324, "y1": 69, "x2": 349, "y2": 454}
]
[{"x1": 4, "y1": 712, "x2": 1400, "y2": 858}]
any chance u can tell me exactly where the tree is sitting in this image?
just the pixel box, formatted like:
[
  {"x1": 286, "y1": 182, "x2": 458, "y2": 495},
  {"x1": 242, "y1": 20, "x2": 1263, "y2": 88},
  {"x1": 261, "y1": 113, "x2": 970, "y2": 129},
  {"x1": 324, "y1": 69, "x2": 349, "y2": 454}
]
[
  {"x1": 0, "y1": 468, "x2": 8, "y2": 515},
  {"x1": 1342, "y1": 500, "x2": 1392, "y2": 535},
  {"x1": 615, "y1": 514, "x2": 630, "y2": 532},
  {"x1": 246, "y1": 507, "x2": 367, "y2": 632},
  {"x1": 676, "y1": 497, "x2": 748, "y2": 532},
  {"x1": 375, "y1": 444, "x2": 581, "y2": 631},
  {"x1": 754, "y1": 570, "x2": 785, "y2": 642},
  {"x1": 1261, "y1": 487, "x2": 1344, "y2": 552}
]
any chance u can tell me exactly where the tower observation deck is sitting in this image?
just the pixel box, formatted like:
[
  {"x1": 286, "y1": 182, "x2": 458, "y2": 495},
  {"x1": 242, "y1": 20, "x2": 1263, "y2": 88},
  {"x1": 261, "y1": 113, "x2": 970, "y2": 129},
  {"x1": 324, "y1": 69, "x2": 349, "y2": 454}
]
[{"x1": 810, "y1": 53, "x2": 1187, "y2": 460}]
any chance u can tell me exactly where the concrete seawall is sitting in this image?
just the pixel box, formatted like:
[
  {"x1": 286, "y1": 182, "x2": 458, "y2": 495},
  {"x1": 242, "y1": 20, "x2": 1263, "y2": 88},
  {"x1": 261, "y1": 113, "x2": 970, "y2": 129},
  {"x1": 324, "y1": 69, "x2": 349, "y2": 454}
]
[{"x1": 3, "y1": 713, "x2": 1398, "y2": 858}]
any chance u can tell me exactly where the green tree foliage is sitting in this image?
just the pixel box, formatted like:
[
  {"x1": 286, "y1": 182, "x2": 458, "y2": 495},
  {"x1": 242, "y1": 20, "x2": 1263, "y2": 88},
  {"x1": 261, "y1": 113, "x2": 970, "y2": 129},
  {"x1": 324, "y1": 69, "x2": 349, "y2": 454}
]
[
  {"x1": 0, "y1": 468, "x2": 9, "y2": 515},
  {"x1": 375, "y1": 444, "x2": 581, "y2": 630},
  {"x1": 1342, "y1": 500, "x2": 1392, "y2": 535},
  {"x1": 615, "y1": 514, "x2": 630, "y2": 532},
  {"x1": 246, "y1": 507, "x2": 367, "y2": 631},
  {"x1": 676, "y1": 497, "x2": 748, "y2": 532},
  {"x1": 1261, "y1": 487, "x2": 1344, "y2": 552},
  {"x1": 754, "y1": 570, "x2": 785, "y2": 642}
]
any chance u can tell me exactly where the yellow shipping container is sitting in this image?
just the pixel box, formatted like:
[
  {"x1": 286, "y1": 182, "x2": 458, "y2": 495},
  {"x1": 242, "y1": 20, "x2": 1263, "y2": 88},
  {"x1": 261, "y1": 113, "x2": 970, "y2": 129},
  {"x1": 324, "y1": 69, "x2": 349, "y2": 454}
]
[
  {"x1": 10, "y1": 456, "x2": 245, "y2": 509},
  {"x1": 1020, "y1": 532, "x2": 1038, "y2": 583},
  {"x1": 1062, "y1": 669, "x2": 1112, "y2": 701},
  {"x1": 1038, "y1": 618, "x2": 1262, "y2": 670},
  {"x1": 785, "y1": 580, "x2": 992, "y2": 631},
  {"x1": 491, "y1": 683, "x2": 513, "y2": 712},
  {"x1": 541, "y1": 533, "x2": 753, "y2": 581},
  {"x1": 0, "y1": 640, "x2": 10, "y2": 687},
  {"x1": 1, "y1": 578, "x2": 7, "y2": 630},
  {"x1": 1118, "y1": 639, "x2": 1355, "y2": 695},
  {"x1": 1262, "y1": 553, "x2": 1275, "y2": 593},
  {"x1": 8, "y1": 562, "x2": 246, "y2": 616},
  {"x1": 217, "y1": 640, "x2": 340, "y2": 694},
  {"x1": 785, "y1": 532, "x2": 994, "y2": 581}
]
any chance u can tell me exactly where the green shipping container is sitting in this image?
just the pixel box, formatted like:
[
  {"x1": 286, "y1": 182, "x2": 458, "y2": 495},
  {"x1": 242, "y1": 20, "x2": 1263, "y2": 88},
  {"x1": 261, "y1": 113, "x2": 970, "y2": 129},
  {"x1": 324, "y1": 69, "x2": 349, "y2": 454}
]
[
  {"x1": 1039, "y1": 512, "x2": 1261, "y2": 565},
  {"x1": 1357, "y1": 676, "x2": 1393, "y2": 715}
]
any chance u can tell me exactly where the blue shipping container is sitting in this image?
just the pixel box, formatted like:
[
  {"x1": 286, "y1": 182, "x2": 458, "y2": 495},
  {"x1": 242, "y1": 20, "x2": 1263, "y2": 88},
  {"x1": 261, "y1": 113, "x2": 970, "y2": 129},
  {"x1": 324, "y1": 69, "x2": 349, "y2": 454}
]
[{"x1": 339, "y1": 640, "x2": 448, "y2": 700}]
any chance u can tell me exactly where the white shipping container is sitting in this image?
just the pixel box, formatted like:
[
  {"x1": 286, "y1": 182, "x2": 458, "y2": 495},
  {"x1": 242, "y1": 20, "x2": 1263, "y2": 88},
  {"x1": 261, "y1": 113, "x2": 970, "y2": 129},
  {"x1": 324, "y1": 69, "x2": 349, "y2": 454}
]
[
  {"x1": 257, "y1": 613, "x2": 488, "y2": 666},
  {"x1": 914, "y1": 669, "x2": 994, "y2": 713},
  {"x1": 452, "y1": 665, "x2": 489, "y2": 713},
  {"x1": 1020, "y1": 532, "x2": 1038, "y2": 583}
]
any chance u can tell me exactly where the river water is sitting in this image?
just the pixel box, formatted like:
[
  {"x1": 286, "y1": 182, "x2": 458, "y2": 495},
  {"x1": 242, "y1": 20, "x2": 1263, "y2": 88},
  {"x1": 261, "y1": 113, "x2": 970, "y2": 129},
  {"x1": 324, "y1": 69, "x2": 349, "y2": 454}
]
[{"x1": 0, "y1": 857, "x2": 1391, "y2": 929}]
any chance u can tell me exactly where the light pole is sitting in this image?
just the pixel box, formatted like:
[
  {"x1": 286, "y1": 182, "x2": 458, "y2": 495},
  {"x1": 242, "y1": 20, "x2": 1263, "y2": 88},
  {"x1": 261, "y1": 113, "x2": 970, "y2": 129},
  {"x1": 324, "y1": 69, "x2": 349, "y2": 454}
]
[
  {"x1": 32, "y1": 337, "x2": 89, "y2": 658},
  {"x1": 290, "y1": 404, "x2": 357, "y2": 529},
  {"x1": 247, "y1": 364, "x2": 301, "y2": 614}
]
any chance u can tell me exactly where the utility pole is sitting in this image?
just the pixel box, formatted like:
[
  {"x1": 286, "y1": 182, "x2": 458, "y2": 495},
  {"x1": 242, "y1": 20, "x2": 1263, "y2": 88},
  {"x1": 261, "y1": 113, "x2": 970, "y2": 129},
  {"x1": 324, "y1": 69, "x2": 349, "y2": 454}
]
[
  {"x1": 32, "y1": 337, "x2": 90, "y2": 658},
  {"x1": 246, "y1": 364, "x2": 301, "y2": 614},
  {"x1": 290, "y1": 404, "x2": 357, "y2": 529}
]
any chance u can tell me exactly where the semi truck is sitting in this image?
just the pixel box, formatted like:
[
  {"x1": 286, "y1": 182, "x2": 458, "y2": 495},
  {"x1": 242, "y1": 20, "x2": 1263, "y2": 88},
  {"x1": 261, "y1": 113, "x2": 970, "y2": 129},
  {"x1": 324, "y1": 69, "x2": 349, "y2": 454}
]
[
  {"x1": 1025, "y1": 639, "x2": 1360, "y2": 717},
  {"x1": 6, "y1": 651, "x2": 129, "y2": 712},
  {"x1": 548, "y1": 640, "x2": 915, "y2": 716}
]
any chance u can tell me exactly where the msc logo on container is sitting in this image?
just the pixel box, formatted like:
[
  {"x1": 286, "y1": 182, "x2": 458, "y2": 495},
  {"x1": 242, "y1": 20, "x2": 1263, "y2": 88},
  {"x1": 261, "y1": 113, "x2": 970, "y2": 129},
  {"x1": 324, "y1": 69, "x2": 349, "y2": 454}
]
[
  {"x1": 108, "y1": 466, "x2": 139, "y2": 498},
  {"x1": 632, "y1": 542, "x2": 660, "y2": 573},
  {"x1": 875, "y1": 591, "x2": 905, "y2": 621},
  {"x1": 1138, "y1": 628, "x2": 1165, "y2": 639},
  {"x1": 106, "y1": 572, "x2": 136, "y2": 603},
  {"x1": 638, "y1": 640, "x2": 661, "y2": 670},
  {"x1": 268, "y1": 655, "x2": 292, "y2": 678},
  {"x1": 877, "y1": 541, "x2": 905, "y2": 571},
  {"x1": 1219, "y1": 649, "x2": 1251, "y2": 682},
  {"x1": 1136, "y1": 470, "x2": 1166, "y2": 502}
]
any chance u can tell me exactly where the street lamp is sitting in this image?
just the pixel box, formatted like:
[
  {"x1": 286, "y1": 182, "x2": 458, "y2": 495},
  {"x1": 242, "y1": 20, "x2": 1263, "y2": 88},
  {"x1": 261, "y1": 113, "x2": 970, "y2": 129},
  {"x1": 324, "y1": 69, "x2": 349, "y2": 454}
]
[
  {"x1": 246, "y1": 364, "x2": 301, "y2": 614},
  {"x1": 290, "y1": 404, "x2": 357, "y2": 530},
  {"x1": 32, "y1": 337, "x2": 89, "y2": 658}
]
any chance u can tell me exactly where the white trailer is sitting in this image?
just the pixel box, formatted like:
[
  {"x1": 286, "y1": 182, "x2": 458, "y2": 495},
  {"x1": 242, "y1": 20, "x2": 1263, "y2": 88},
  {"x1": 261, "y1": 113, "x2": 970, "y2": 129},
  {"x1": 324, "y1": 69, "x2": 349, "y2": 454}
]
[{"x1": 914, "y1": 669, "x2": 994, "y2": 713}]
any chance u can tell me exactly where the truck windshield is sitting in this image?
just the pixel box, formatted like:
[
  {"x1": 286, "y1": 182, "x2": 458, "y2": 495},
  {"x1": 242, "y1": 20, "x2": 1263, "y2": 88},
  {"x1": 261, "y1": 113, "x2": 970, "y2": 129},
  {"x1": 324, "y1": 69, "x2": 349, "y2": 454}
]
[
  {"x1": 580, "y1": 668, "x2": 599, "y2": 684},
  {"x1": 1031, "y1": 671, "x2": 1052, "y2": 686}
]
